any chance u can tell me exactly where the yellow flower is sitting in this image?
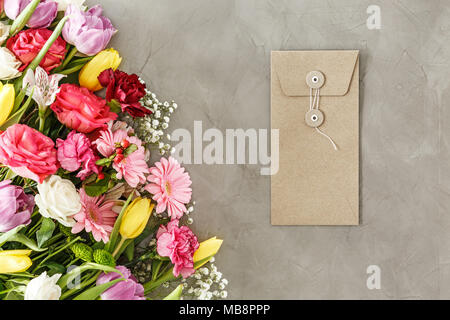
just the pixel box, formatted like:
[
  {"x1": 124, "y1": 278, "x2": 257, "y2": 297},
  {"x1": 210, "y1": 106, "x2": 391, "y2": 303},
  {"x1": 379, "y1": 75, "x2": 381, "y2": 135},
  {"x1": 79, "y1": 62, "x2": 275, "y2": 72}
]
[
  {"x1": 79, "y1": 48, "x2": 122, "y2": 91},
  {"x1": 119, "y1": 198, "x2": 154, "y2": 240},
  {"x1": 0, "y1": 250, "x2": 32, "y2": 274},
  {"x1": 193, "y1": 237, "x2": 223, "y2": 268},
  {"x1": 0, "y1": 83, "x2": 15, "y2": 126}
]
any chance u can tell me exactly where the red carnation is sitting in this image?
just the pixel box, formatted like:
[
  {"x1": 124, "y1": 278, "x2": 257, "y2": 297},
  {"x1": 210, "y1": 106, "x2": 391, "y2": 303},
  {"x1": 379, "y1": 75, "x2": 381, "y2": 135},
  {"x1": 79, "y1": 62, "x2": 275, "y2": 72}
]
[{"x1": 98, "y1": 69, "x2": 151, "y2": 118}]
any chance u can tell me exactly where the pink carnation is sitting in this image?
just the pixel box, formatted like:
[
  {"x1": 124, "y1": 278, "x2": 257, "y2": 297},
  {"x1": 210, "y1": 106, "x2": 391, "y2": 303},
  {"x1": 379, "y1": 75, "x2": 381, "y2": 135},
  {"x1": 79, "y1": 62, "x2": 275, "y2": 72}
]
[
  {"x1": 145, "y1": 157, "x2": 192, "y2": 220},
  {"x1": 71, "y1": 188, "x2": 118, "y2": 243},
  {"x1": 94, "y1": 121, "x2": 149, "y2": 188},
  {"x1": 56, "y1": 130, "x2": 99, "y2": 180},
  {"x1": 156, "y1": 219, "x2": 199, "y2": 278}
]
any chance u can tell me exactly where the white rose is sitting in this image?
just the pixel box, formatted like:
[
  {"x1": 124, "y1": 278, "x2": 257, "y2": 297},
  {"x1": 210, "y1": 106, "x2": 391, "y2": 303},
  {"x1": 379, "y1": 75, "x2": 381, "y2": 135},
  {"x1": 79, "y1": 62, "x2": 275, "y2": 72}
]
[
  {"x1": 0, "y1": 47, "x2": 22, "y2": 81},
  {"x1": 0, "y1": 22, "x2": 10, "y2": 46},
  {"x1": 35, "y1": 175, "x2": 81, "y2": 227},
  {"x1": 24, "y1": 272, "x2": 62, "y2": 300},
  {"x1": 54, "y1": 0, "x2": 86, "y2": 11}
]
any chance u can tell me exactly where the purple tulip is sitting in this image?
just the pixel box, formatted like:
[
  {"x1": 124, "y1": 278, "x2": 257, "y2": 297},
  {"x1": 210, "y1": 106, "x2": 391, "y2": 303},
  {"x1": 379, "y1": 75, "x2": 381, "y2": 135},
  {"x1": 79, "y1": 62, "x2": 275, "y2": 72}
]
[
  {"x1": 62, "y1": 4, "x2": 116, "y2": 56},
  {"x1": 0, "y1": 180, "x2": 34, "y2": 233},
  {"x1": 96, "y1": 266, "x2": 145, "y2": 300},
  {"x1": 4, "y1": 0, "x2": 58, "y2": 29}
]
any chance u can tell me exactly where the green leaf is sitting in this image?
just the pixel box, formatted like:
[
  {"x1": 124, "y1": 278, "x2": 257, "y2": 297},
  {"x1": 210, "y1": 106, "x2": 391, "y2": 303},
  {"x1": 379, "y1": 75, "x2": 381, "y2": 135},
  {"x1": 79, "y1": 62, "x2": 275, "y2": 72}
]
[
  {"x1": 107, "y1": 99, "x2": 122, "y2": 114},
  {"x1": 58, "y1": 262, "x2": 122, "y2": 289},
  {"x1": 124, "y1": 241, "x2": 135, "y2": 262},
  {"x1": 143, "y1": 255, "x2": 214, "y2": 294},
  {"x1": 36, "y1": 218, "x2": 55, "y2": 248},
  {"x1": 0, "y1": 225, "x2": 24, "y2": 247},
  {"x1": 163, "y1": 284, "x2": 183, "y2": 300},
  {"x1": 124, "y1": 144, "x2": 138, "y2": 157},
  {"x1": 105, "y1": 192, "x2": 134, "y2": 253},
  {"x1": 84, "y1": 173, "x2": 111, "y2": 197},
  {"x1": 7, "y1": 233, "x2": 47, "y2": 252},
  {"x1": 41, "y1": 261, "x2": 66, "y2": 276},
  {"x1": 95, "y1": 158, "x2": 112, "y2": 166},
  {"x1": 11, "y1": 87, "x2": 27, "y2": 114},
  {"x1": 73, "y1": 278, "x2": 123, "y2": 300}
]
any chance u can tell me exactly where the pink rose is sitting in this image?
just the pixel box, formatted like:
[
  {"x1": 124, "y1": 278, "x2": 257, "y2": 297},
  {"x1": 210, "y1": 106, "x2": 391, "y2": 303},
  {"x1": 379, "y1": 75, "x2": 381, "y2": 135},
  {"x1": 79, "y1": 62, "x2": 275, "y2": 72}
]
[
  {"x1": 156, "y1": 219, "x2": 199, "y2": 278},
  {"x1": 0, "y1": 124, "x2": 59, "y2": 183},
  {"x1": 56, "y1": 130, "x2": 99, "y2": 180},
  {"x1": 51, "y1": 84, "x2": 117, "y2": 133}
]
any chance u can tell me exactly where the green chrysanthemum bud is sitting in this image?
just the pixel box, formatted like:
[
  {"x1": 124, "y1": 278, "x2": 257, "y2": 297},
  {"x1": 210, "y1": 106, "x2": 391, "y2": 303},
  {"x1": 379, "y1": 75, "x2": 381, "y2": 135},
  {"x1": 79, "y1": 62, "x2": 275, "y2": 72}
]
[
  {"x1": 93, "y1": 249, "x2": 116, "y2": 267},
  {"x1": 59, "y1": 224, "x2": 73, "y2": 237},
  {"x1": 70, "y1": 243, "x2": 93, "y2": 262}
]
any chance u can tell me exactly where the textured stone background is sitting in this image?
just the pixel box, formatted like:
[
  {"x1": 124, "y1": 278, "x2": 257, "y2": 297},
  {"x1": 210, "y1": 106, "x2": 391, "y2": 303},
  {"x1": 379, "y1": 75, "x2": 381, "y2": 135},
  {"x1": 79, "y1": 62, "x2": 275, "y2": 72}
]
[{"x1": 91, "y1": 0, "x2": 450, "y2": 299}]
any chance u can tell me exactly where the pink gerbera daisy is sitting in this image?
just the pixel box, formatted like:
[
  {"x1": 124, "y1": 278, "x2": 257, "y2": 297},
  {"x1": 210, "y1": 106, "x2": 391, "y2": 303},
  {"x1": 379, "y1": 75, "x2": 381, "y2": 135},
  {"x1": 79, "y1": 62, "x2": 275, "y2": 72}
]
[
  {"x1": 113, "y1": 146, "x2": 149, "y2": 188},
  {"x1": 144, "y1": 156, "x2": 192, "y2": 220},
  {"x1": 72, "y1": 189, "x2": 118, "y2": 243}
]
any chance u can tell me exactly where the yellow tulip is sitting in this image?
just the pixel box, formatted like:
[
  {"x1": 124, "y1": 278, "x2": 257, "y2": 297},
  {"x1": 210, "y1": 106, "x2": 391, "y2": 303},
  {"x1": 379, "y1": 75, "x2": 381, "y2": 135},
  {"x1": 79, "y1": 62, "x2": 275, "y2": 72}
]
[
  {"x1": 119, "y1": 198, "x2": 154, "y2": 240},
  {"x1": 79, "y1": 48, "x2": 122, "y2": 91},
  {"x1": 0, "y1": 83, "x2": 15, "y2": 127},
  {"x1": 193, "y1": 237, "x2": 223, "y2": 268},
  {"x1": 0, "y1": 250, "x2": 32, "y2": 274}
]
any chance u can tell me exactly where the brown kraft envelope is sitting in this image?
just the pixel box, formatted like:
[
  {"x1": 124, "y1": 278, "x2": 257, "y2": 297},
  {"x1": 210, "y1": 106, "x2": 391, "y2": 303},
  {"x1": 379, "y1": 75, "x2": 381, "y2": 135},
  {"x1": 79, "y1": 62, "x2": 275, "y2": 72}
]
[{"x1": 271, "y1": 50, "x2": 359, "y2": 225}]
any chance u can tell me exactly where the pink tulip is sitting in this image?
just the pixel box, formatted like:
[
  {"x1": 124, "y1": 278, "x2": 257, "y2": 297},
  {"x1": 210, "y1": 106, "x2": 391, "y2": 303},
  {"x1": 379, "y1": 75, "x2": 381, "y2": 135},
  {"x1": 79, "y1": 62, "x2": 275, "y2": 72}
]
[
  {"x1": 4, "y1": 0, "x2": 57, "y2": 29},
  {"x1": 62, "y1": 4, "x2": 116, "y2": 56},
  {"x1": 96, "y1": 266, "x2": 145, "y2": 300},
  {"x1": 0, "y1": 180, "x2": 34, "y2": 233}
]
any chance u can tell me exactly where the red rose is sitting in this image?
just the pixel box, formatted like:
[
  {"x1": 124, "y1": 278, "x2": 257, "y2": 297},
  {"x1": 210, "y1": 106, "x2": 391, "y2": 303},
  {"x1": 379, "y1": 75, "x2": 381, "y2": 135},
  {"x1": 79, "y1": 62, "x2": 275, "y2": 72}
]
[
  {"x1": 6, "y1": 28, "x2": 67, "y2": 73},
  {"x1": 98, "y1": 69, "x2": 151, "y2": 118},
  {"x1": 51, "y1": 84, "x2": 118, "y2": 133}
]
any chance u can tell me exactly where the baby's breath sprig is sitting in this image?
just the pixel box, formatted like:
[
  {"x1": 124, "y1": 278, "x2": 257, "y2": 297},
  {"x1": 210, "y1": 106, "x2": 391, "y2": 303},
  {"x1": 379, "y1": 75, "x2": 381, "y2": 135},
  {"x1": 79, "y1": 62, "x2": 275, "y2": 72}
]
[
  {"x1": 121, "y1": 79, "x2": 178, "y2": 155},
  {"x1": 181, "y1": 258, "x2": 229, "y2": 300}
]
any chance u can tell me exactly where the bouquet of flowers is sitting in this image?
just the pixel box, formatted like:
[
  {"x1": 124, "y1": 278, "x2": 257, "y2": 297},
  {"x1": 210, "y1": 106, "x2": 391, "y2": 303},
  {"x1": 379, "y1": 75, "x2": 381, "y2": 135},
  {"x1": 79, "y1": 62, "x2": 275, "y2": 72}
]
[{"x1": 0, "y1": 0, "x2": 226, "y2": 300}]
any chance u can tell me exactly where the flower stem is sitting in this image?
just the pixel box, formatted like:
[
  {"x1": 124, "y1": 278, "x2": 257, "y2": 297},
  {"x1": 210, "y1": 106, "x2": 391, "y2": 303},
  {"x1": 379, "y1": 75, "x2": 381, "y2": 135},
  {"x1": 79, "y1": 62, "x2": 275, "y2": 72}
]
[
  {"x1": 38, "y1": 107, "x2": 46, "y2": 132},
  {"x1": 112, "y1": 237, "x2": 126, "y2": 258},
  {"x1": 32, "y1": 236, "x2": 81, "y2": 273},
  {"x1": 61, "y1": 46, "x2": 78, "y2": 70}
]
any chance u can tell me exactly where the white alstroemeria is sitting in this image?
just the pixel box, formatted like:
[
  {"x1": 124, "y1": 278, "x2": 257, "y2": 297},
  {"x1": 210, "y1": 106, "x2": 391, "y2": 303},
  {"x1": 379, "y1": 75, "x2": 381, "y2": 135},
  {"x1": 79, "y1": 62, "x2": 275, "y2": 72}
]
[
  {"x1": 0, "y1": 47, "x2": 22, "y2": 80},
  {"x1": 24, "y1": 272, "x2": 62, "y2": 300},
  {"x1": 0, "y1": 22, "x2": 10, "y2": 46},
  {"x1": 35, "y1": 175, "x2": 81, "y2": 227},
  {"x1": 54, "y1": 0, "x2": 86, "y2": 11},
  {"x1": 23, "y1": 66, "x2": 66, "y2": 109}
]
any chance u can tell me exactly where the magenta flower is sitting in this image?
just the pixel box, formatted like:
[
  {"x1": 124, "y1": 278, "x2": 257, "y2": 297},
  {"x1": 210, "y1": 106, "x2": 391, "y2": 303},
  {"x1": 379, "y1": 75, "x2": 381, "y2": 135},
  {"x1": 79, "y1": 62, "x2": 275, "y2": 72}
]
[
  {"x1": 157, "y1": 219, "x2": 199, "y2": 278},
  {"x1": 0, "y1": 180, "x2": 34, "y2": 233},
  {"x1": 96, "y1": 266, "x2": 145, "y2": 300},
  {"x1": 145, "y1": 157, "x2": 192, "y2": 220},
  {"x1": 56, "y1": 130, "x2": 99, "y2": 180},
  {"x1": 4, "y1": 0, "x2": 58, "y2": 29},
  {"x1": 62, "y1": 4, "x2": 116, "y2": 56}
]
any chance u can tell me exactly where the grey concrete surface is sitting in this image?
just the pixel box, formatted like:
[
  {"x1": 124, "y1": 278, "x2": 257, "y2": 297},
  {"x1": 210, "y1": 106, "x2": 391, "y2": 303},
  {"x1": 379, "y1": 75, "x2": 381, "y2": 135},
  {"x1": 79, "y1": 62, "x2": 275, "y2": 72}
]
[{"x1": 92, "y1": 0, "x2": 450, "y2": 299}]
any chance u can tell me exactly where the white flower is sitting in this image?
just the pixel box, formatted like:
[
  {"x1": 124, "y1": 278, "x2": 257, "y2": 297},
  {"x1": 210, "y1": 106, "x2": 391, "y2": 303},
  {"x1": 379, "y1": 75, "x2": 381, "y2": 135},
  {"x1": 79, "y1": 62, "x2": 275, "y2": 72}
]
[
  {"x1": 35, "y1": 175, "x2": 81, "y2": 227},
  {"x1": 0, "y1": 22, "x2": 10, "y2": 46},
  {"x1": 23, "y1": 66, "x2": 66, "y2": 108},
  {"x1": 24, "y1": 272, "x2": 62, "y2": 300},
  {"x1": 0, "y1": 48, "x2": 22, "y2": 81},
  {"x1": 53, "y1": 0, "x2": 86, "y2": 11}
]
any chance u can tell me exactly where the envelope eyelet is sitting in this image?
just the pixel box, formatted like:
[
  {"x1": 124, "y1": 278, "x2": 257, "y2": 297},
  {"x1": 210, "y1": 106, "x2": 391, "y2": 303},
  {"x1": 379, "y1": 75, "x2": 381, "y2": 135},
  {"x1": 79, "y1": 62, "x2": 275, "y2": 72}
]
[
  {"x1": 306, "y1": 71, "x2": 325, "y2": 89},
  {"x1": 305, "y1": 109, "x2": 324, "y2": 127}
]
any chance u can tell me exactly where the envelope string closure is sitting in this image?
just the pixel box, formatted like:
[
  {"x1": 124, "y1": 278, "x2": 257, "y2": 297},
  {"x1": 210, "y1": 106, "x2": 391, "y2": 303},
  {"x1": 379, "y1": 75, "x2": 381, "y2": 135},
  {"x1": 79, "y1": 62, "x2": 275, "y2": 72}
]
[{"x1": 308, "y1": 87, "x2": 338, "y2": 151}]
